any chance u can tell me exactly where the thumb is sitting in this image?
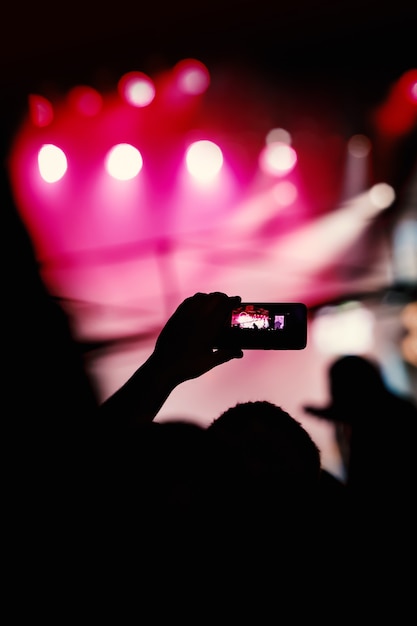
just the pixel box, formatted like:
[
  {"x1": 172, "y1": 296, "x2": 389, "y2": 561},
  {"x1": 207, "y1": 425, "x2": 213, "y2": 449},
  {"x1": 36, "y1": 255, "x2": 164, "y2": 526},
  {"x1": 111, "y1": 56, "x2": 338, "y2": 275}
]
[{"x1": 212, "y1": 348, "x2": 244, "y2": 366}]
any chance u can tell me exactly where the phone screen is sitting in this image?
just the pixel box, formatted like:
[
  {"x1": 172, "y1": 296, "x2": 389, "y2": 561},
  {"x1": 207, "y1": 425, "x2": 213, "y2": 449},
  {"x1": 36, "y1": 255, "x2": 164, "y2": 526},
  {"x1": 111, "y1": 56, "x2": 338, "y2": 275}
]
[{"x1": 215, "y1": 302, "x2": 307, "y2": 350}]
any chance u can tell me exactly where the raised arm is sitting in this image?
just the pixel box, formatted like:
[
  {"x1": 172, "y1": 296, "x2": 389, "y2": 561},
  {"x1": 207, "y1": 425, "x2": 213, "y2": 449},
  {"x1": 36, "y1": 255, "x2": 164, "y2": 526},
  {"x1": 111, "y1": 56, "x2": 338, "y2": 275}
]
[{"x1": 98, "y1": 292, "x2": 243, "y2": 428}]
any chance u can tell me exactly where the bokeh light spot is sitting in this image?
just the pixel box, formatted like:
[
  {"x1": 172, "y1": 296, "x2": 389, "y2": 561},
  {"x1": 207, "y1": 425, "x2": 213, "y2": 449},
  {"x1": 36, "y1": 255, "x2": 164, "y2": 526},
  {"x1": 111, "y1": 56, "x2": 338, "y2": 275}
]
[
  {"x1": 185, "y1": 140, "x2": 223, "y2": 182},
  {"x1": 174, "y1": 58, "x2": 210, "y2": 95},
  {"x1": 369, "y1": 183, "x2": 395, "y2": 210},
  {"x1": 259, "y1": 141, "x2": 297, "y2": 176},
  {"x1": 266, "y1": 128, "x2": 291, "y2": 145},
  {"x1": 38, "y1": 144, "x2": 68, "y2": 182},
  {"x1": 118, "y1": 71, "x2": 155, "y2": 107},
  {"x1": 105, "y1": 143, "x2": 143, "y2": 180},
  {"x1": 347, "y1": 134, "x2": 371, "y2": 158}
]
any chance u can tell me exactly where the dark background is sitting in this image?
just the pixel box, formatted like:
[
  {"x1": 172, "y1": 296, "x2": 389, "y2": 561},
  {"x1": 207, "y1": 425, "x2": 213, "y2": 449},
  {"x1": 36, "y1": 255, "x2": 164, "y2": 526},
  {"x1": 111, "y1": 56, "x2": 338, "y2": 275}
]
[{"x1": 2, "y1": 1, "x2": 416, "y2": 94}]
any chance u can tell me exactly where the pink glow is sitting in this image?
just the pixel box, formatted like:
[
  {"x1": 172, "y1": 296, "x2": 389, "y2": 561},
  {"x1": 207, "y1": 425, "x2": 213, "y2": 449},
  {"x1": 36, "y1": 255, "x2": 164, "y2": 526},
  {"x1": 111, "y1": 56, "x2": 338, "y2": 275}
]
[
  {"x1": 173, "y1": 58, "x2": 210, "y2": 95},
  {"x1": 118, "y1": 72, "x2": 155, "y2": 107},
  {"x1": 67, "y1": 85, "x2": 103, "y2": 117},
  {"x1": 185, "y1": 140, "x2": 223, "y2": 182},
  {"x1": 258, "y1": 142, "x2": 297, "y2": 176},
  {"x1": 8, "y1": 59, "x2": 390, "y2": 322},
  {"x1": 29, "y1": 94, "x2": 54, "y2": 127},
  {"x1": 374, "y1": 68, "x2": 417, "y2": 136}
]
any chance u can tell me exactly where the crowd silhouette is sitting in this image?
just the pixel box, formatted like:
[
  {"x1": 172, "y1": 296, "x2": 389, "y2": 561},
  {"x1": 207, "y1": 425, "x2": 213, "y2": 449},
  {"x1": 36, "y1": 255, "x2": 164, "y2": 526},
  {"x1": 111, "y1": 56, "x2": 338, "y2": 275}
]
[{"x1": 3, "y1": 95, "x2": 416, "y2": 617}]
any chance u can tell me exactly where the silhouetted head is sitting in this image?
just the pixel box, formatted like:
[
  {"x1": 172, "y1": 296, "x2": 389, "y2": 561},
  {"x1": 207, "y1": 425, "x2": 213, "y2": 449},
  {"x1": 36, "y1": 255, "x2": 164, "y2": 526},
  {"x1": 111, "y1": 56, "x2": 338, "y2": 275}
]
[
  {"x1": 304, "y1": 355, "x2": 391, "y2": 423},
  {"x1": 329, "y1": 355, "x2": 386, "y2": 403},
  {"x1": 207, "y1": 401, "x2": 321, "y2": 508}
]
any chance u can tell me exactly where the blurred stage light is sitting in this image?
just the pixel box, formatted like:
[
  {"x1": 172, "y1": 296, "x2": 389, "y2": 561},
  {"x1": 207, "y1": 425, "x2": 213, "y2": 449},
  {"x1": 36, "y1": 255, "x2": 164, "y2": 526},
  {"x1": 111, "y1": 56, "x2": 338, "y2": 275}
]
[
  {"x1": 368, "y1": 182, "x2": 395, "y2": 211},
  {"x1": 258, "y1": 141, "x2": 297, "y2": 177},
  {"x1": 374, "y1": 68, "x2": 417, "y2": 136},
  {"x1": 118, "y1": 72, "x2": 155, "y2": 107},
  {"x1": 185, "y1": 140, "x2": 223, "y2": 183},
  {"x1": 38, "y1": 144, "x2": 68, "y2": 183},
  {"x1": 105, "y1": 143, "x2": 143, "y2": 180},
  {"x1": 67, "y1": 86, "x2": 103, "y2": 116},
  {"x1": 311, "y1": 301, "x2": 375, "y2": 355},
  {"x1": 347, "y1": 134, "x2": 371, "y2": 159},
  {"x1": 173, "y1": 58, "x2": 210, "y2": 95},
  {"x1": 266, "y1": 128, "x2": 291, "y2": 145},
  {"x1": 9, "y1": 56, "x2": 391, "y2": 310}
]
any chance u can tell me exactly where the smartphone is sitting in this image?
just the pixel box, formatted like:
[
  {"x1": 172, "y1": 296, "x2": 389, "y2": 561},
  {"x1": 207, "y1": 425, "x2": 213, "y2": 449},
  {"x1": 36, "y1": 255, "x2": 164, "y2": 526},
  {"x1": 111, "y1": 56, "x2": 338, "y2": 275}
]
[{"x1": 214, "y1": 302, "x2": 308, "y2": 350}]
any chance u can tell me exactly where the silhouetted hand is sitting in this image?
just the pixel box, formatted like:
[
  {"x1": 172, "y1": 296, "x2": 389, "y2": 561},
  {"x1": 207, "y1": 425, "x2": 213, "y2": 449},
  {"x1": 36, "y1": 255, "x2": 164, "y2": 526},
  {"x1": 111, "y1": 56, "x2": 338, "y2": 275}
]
[
  {"x1": 152, "y1": 291, "x2": 244, "y2": 385},
  {"x1": 99, "y1": 292, "x2": 243, "y2": 425}
]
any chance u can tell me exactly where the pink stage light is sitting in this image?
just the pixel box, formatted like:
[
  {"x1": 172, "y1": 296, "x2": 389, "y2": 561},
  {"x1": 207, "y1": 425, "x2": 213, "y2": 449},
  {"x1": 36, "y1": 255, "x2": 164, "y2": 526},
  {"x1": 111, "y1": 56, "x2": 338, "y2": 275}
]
[
  {"x1": 118, "y1": 72, "x2": 155, "y2": 108},
  {"x1": 185, "y1": 140, "x2": 223, "y2": 183},
  {"x1": 173, "y1": 58, "x2": 210, "y2": 95},
  {"x1": 29, "y1": 94, "x2": 54, "y2": 127},
  {"x1": 258, "y1": 141, "x2": 297, "y2": 177},
  {"x1": 374, "y1": 68, "x2": 417, "y2": 136}
]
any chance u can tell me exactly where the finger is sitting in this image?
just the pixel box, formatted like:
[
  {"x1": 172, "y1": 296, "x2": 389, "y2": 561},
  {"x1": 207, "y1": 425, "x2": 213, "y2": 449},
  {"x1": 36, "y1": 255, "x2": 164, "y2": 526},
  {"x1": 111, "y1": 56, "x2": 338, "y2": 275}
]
[{"x1": 212, "y1": 348, "x2": 244, "y2": 365}]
